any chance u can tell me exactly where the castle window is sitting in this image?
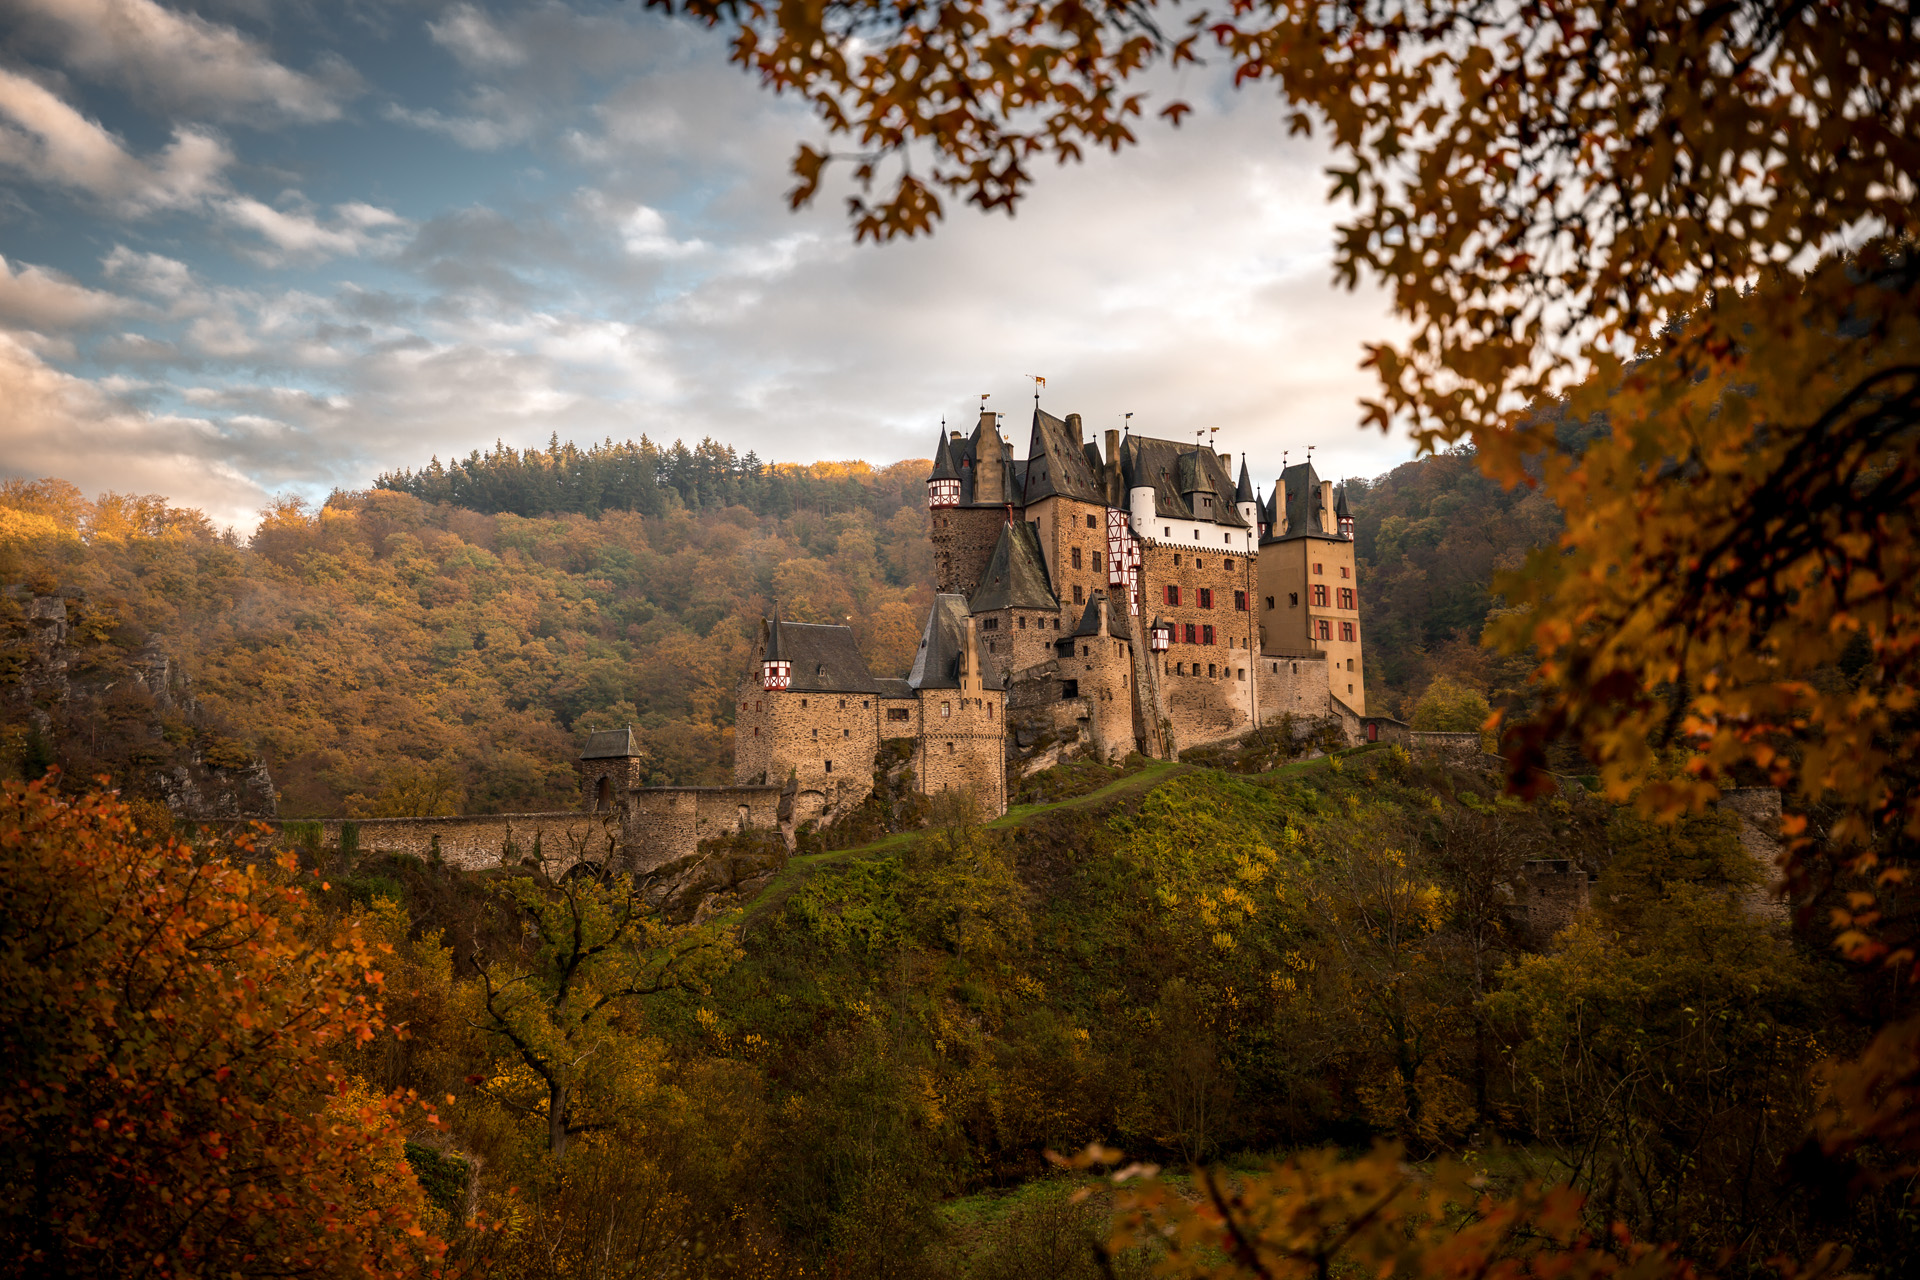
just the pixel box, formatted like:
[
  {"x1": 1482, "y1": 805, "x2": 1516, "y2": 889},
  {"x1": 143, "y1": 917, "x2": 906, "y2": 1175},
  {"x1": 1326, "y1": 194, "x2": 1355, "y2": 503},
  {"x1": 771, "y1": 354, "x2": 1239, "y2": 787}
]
[
  {"x1": 1339, "y1": 587, "x2": 1355, "y2": 609},
  {"x1": 1074, "y1": 584, "x2": 1084, "y2": 604},
  {"x1": 1312, "y1": 584, "x2": 1329, "y2": 607},
  {"x1": 863, "y1": 700, "x2": 870, "y2": 708},
  {"x1": 1292, "y1": 662, "x2": 1298, "y2": 674},
  {"x1": 1176, "y1": 662, "x2": 1185, "y2": 675},
  {"x1": 826, "y1": 760, "x2": 833, "y2": 772},
  {"x1": 594, "y1": 776, "x2": 610, "y2": 811},
  {"x1": 1235, "y1": 590, "x2": 1247, "y2": 611},
  {"x1": 1208, "y1": 664, "x2": 1217, "y2": 678},
  {"x1": 1018, "y1": 616, "x2": 1027, "y2": 629},
  {"x1": 1349, "y1": 684, "x2": 1354, "y2": 694},
  {"x1": 839, "y1": 698, "x2": 846, "y2": 708},
  {"x1": 1193, "y1": 529, "x2": 1199, "y2": 539},
  {"x1": 753, "y1": 727, "x2": 760, "y2": 736},
  {"x1": 1340, "y1": 622, "x2": 1356, "y2": 642},
  {"x1": 1238, "y1": 668, "x2": 1245, "y2": 680},
  {"x1": 1265, "y1": 596, "x2": 1274, "y2": 610},
  {"x1": 987, "y1": 703, "x2": 993, "y2": 719},
  {"x1": 843, "y1": 728, "x2": 851, "y2": 737},
  {"x1": 1061, "y1": 679, "x2": 1079, "y2": 698},
  {"x1": 1314, "y1": 562, "x2": 1324, "y2": 575},
  {"x1": 1289, "y1": 593, "x2": 1298, "y2": 607},
  {"x1": 1184, "y1": 623, "x2": 1197, "y2": 644},
  {"x1": 801, "y1": 698, "x2": 808, "y2": 707},
  {"x1": 1202, "y1": 624, "x2": 1215, "y2": 645},
  {"x1": 983, "y1": 616, "x2": 999, "y2": 630},
  {"x1": 1093, "y1": 550, "x2": 1102, "y2": 572},
  {"x1": 1173, "y1": 554, "x2": 1181, "y2": 566},
  {"x1": 888, "y1": 707, "x2": 910, "y2": 721},
  {"x1": 1317, "y1": 620, "x2": 1332, "y2": 641},
  {"x1": 1054, "y1": 618, "x2": 1061, "y2": 630},
  {"x1": 1195, "y1": 558, "x2": 1204, "y2": 570},
  {"x1": 1165, "y1": 584, "x2": 1180, "y2": 606},
  {"x1": 1072, "y1": 547, "x2": 1082, "y2": 569},
  {"x1": 947, "y1": 742, "x2": 955, "y2": 753},
  {"x1": 1347, "y1": 657, "x2": 1356, "y2": 670},
  {"x1": 1198, "y1": 588, "x2": 1213, "y2": 609},
  {"x1": 1086, "y1": 514, "x2": 1097, "y2": 528},
  {"x1": 812, "y1": 727, "x2": 818, "y2": 738},
  {"x1": 1164, "y1": 526, "x2": 1171, "y2": 537},
  {"x1": 942, "y1": 702, "x2": 951, "y2": 718}
]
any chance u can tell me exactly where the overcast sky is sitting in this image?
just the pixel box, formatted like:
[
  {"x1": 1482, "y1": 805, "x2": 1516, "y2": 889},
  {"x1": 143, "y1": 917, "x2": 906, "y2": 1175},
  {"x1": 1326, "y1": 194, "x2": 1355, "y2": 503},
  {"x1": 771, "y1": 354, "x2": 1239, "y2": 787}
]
[{"x1": 0, "y1": 0, "x2": 1412, "y2": 531}]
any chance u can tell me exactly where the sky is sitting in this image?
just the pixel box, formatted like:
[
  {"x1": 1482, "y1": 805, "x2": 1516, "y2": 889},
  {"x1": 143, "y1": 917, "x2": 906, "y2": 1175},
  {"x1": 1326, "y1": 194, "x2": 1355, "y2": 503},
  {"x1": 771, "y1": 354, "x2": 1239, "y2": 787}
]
[{"x1": 0, "y1": 0, "x2": 1413, "y2": 532}]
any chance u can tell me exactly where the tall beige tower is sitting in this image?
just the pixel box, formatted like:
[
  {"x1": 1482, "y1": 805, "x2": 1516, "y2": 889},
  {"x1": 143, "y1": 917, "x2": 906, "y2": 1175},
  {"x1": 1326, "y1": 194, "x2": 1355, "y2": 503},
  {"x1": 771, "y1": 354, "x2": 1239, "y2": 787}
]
[{"x1": 1256, "y1": 462, "x2": 1364, "y2": 714}]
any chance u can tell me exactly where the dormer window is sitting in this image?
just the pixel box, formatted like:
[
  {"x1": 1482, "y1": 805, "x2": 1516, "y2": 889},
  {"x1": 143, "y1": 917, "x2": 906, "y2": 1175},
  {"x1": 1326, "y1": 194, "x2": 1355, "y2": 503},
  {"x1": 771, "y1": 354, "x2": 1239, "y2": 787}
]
[{"x1": 927, "y1": 477, "x2": 961, "y2": 508}]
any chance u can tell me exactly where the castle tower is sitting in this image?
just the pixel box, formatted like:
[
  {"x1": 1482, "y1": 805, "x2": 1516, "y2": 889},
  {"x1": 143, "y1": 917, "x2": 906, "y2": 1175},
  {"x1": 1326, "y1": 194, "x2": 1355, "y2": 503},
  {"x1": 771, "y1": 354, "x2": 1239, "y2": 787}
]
[
  {"x1": 928, "y1": 414, "x2": 1014, "y2": 599},
  {"x1": 580, "y1": 725, "x2": 646, "y2": 813},
  {"x1": 1257, "y1": 461, "x2": 1365, "y2": 714}
]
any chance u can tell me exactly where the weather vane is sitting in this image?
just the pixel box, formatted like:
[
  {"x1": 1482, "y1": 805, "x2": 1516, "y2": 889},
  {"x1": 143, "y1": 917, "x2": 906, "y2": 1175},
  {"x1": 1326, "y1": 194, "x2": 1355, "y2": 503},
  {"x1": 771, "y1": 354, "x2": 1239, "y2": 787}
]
[{"x1": 1028, "y1": 375, "x2": 1045, "y2": 403}]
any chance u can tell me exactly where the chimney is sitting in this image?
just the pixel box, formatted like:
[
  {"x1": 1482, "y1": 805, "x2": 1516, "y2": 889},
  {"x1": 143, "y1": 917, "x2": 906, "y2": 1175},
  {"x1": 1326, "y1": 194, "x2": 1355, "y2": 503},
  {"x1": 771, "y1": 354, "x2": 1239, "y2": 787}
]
[
  {"x1": 950, "y1": 430, "x2": 962, "y2": 441},
  {"x1": 1320, "y1": 479, "x2": 1336, "y2": 535},
  {"x1": 1220, "y1": 452, "x2": 1231, "y2": 470},
  {"x1": 1066, "y1": 412, "x2": 1082, "y2": 439}
]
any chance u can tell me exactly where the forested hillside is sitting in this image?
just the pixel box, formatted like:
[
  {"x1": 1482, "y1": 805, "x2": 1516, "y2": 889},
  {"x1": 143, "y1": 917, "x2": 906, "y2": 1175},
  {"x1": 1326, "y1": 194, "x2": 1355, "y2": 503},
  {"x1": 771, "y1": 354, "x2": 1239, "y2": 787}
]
[
  {"x1": 1345, "y1": 448, "x2": 1562, "y2": 718},
  {"x1": 0, "y1": 453, "x2": 934, "y2": 816}
]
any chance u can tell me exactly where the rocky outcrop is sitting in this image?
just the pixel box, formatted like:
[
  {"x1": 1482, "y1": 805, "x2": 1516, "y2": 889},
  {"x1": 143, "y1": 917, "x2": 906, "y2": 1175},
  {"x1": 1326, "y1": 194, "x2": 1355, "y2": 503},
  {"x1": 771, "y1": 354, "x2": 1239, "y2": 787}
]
[
  {"x1": 643, "y1": 828, "x2": 790, "y2": 925},
  {"x1": 2, "y1": 588, "x2": 276, "y2": 817}
]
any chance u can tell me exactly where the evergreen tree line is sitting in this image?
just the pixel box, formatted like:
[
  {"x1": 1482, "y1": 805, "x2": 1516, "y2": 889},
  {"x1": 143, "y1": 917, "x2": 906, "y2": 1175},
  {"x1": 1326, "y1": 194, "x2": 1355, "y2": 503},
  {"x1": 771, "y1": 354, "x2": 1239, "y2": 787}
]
[{"x1": 377, "y1": 434, "x2": 924, "y2": 521}]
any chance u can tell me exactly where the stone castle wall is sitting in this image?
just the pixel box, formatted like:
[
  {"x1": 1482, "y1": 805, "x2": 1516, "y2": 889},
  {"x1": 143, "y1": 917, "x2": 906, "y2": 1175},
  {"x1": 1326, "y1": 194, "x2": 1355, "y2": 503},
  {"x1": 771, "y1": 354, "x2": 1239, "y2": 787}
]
[
  {"x1": 625, "y1": 786, "x2": 785, "y2": 875},
  {"x1": 1255, "y1": 652, "x2": 1333, "y2": 727},
  {"x1": 931, "y1": 506, "x2": 1006, "y2": 598},
  {"x1": 914, "y1": 689, "x2": 1006, "y2": 814},
  {"x1": 260, "y1": 810, "x2": 625, "y2": 876}
]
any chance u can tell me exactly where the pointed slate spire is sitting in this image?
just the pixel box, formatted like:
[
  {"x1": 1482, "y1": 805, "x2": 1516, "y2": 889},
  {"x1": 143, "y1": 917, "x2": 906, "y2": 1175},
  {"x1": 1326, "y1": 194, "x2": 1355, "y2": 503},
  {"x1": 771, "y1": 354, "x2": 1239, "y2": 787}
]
[
  {"x1": 1335, "y1": 486, "x2": 1351, "y2": 518},
  {"x1": 929, "y1": 428, "x2": 959, "y2": 480},
  {"x1": 765, "y1": 606, "x2": 784, "y2": 663},
  {"x1": 1235, "y1": 458, "x2": 1255, "y2": 504}
]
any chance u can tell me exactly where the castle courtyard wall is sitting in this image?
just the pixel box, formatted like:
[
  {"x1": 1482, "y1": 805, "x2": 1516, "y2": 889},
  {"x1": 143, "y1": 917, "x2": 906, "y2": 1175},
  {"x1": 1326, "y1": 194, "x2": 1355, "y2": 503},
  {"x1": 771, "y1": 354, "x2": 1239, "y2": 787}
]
[{"x1": 914, "y1": 690, "x2": 1006, "y2": 814}]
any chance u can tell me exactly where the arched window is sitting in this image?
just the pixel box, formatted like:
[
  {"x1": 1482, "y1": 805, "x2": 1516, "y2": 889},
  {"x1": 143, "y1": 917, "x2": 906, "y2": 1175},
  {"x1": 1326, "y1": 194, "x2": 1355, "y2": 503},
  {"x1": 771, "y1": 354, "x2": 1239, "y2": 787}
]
[{"x1": 594, "y1": 776, "x2": 610, "y2": 812}]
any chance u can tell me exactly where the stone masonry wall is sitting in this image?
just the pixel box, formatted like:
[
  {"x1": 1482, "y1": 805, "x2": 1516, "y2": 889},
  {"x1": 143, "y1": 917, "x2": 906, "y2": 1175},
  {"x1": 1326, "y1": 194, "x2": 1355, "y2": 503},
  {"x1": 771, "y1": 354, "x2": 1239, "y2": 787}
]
[
  {"x1": 1721, "y1": 786, "x2": 1789, "y2": 923},
  {"x1": 1254, "y1": 652, "x2": 1333, "y2": 727},
  {"x1": 735, "y1": 682, "x2": 884, "y2": 799},
  {"x1": 269, "y1": 811, "x2": 626, "y2": 876},
  {"x1": 624, "y1": 786, "x2": 784, "y2": 875},
  {"x1": 914, "y1": 689, "x2": 1006, "y2": 814},
  {"x1": 931, "y1": 506, "x2": 1007, "y2": 599}
]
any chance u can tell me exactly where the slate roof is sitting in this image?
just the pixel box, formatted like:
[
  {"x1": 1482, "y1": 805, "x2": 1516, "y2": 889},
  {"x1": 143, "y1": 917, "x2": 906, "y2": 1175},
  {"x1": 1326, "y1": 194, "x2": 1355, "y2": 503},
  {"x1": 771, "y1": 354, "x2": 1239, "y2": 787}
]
[
  {"x1": 764, "y1": 607, "x2": 784, "y2": 662},
  {"x1": 909, "y1": 594, "x2": 1005, "y2": 691},
  {"x1": 1335, "y1": 487, "x2": 1351, "y2": 519},
  {"x1": 1070, "y1": 589, "x2": 1128, "y2": 638},
  {"x1": 931, "y1": 411, "x2": 1016, "y2": 508},
  {"x1": 581, "y1": 726, "x2": 642, "y2": 759},
  {"x1": 1235, "y1": 459, "x2": 1255, "y2": 504},
  {"x1": 929, "y1": 428, "x2": 959, "y2": 481},
  {"x1": 1266, "y1": 461, "x2": 1341, "y2": 543},
  {"x1": 759, "y1": 617, "x2": 886, "y2": 693},
  {"x1": 1117, "y1": 434, "x2": 1250, "y2": 529},
  {"x1": 1020, "y1": 408, "x2": 1106, "y2": 505},
  {"x1": 967, "y1": 520, "x2": 1059, "y2": 613}
]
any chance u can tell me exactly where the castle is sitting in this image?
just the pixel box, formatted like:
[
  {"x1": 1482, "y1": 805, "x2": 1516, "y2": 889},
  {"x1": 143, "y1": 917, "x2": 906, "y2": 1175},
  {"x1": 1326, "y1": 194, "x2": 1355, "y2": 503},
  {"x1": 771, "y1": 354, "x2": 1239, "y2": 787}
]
[
  {"x1": 229, "y1": 407, "x2": 1389, "y2": 879},
  {"x1": 709, "y1": 405, "x2": 1382, "y2": 827}
]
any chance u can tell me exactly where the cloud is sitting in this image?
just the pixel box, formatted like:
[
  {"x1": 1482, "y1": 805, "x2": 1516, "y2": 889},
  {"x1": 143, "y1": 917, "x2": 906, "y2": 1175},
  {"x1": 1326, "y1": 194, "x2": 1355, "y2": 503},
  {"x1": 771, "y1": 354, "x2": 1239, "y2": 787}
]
[
  {"x1": 0, "y1": 330, "x2": 270, "y2": 528},
  {"x1": 614, "y1": 204, "x2": 707, "y2": 259},
  {"x1": 427, "y1": 5, "x2": 527, "y2": 70},
  {"x1": 217, "y1": 196, "x2": 408, "y2": 265},
  {"x1": 0, "y1": 68, "x2": 231, "y2": 213},
  {"x1": 0, "y1": 256, "x2": 143, "y2": 329},
  {"x1": 6, "y1": 0, "x2": 355, "y2": 122}
]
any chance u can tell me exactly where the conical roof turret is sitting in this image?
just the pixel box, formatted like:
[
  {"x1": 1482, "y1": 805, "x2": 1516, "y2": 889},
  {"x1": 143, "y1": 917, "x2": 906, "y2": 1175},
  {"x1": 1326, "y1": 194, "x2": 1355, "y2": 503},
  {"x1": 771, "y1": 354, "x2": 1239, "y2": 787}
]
[
  {"x1": 1335, "y1": 486, "x2": 1351, "y2": 518},
  {"x1": 929, "y1": 428, "x2": 959, "y2": 481},
  {"x1": 1235, "y1": 458, "x2": 1255, "y2": 504},
  {"x1": 765, "y1": 606, "x2": 784, "y2": 663}
]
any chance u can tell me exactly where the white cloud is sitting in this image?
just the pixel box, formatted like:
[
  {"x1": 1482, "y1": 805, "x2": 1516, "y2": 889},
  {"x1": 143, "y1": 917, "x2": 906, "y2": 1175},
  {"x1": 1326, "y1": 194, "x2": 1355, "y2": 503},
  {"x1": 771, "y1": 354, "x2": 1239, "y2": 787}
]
[
  {"x1": 0, "y1": 68, "x2": 230, "y2": 213},
  {"x1": 0, "y1": 256, "x2": 143, "y2": 329},
  {"x1": 0, "y1": 330, "x2": 270, "y2": 527},
  {"x1": 6, "y1": 0, "x2": 354, "y2": 122},
  {"x1": 617, "y1": 204, "x2": 707, "y2": 259},
  {"x1": 427, "y1": 5, "x2": 527, "y2": 70},
  {"x1": 217, "y1": 196, "x2": 408, "y2": 265}
]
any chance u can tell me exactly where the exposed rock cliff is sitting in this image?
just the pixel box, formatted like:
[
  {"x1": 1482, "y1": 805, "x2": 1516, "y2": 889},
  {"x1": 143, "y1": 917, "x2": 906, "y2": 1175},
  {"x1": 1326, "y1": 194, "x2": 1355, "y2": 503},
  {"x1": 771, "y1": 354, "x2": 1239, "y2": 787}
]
[{"x1": 1, "y1": 587, "x2": 276, "y2": 817}]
